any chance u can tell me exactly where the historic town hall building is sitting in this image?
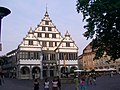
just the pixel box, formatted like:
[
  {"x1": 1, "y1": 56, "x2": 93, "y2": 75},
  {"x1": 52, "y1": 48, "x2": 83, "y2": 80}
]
[{"x1": 4, "y1": 9, "x2": 78, "y2": 79}]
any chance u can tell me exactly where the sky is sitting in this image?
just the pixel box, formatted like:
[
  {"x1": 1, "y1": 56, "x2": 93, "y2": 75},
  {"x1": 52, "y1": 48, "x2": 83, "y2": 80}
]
[{"x1": 0, "y1": 0, "x2": 91, "y2": 56}]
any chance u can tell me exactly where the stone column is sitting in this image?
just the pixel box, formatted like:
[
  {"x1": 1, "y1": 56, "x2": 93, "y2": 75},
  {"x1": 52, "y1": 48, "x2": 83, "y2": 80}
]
[
  {"x1": 30, "y1": 66, "x2": 32, "y2": 79},
  {"x1": 47, "y1": 66, "x2": 50, "y2": 77}
]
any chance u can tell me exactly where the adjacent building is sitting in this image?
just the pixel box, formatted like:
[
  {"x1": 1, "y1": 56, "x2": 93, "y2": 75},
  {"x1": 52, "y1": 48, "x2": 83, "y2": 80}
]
[{"x1": 79, "y1": 42, "x2": 120, "y2": 72}]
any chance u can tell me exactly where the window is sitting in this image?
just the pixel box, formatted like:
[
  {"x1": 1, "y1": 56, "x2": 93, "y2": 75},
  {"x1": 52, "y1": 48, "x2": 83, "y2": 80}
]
[
  {"x1": 59, "y1": 53, "x2": 64, "y2": 60},
  {"x1": 42, "y1": 26, "x2": 45, "y2": 31},
  {"x1": 22, "y1": 52, "x2": 28, "y2": 59},
  {"x1": 49, "y1": 42, "x2": 53, "y2": 47},
  {"x1": 34, "y1": 52, "x2": 40, "y2": 59},
  {"x1": 38, "y1": 33, "x2": 42, "y2": 37},
  {"x1": 50, "y1": 54, "x2": 55, "y2": 60},
  {"x1": 42, "y1": 41, "x2": 47, "y2": 47},
  {"x1": 30, "y1": 52, "x2": 34, "y2": 59},
  {"x1": 66, "y1": 42, "x2": 70, "y2": 47},
  {"x1": 43, "y1": 53, "x2": 48, "y2": 60},
  {"x1": 45, "y1": 33, "x2": 49, "y2": 38},
  {"x1": 19, "y1": 52, "x2": 22, "y2": 59},
  {"x1": 45, "y1": 21, "x2": 49, "y2": 25},
  {"x1": 52, "y1": 33, "x2": 56, "y2": 38},
  {"x1": 48, "y1": 27, "x2": 51, "y2": 31},
  {"x1": 29, "y1": 40, "x2": 33, "y2": 45},
  {"x1": 55, "y1": 42, "x2": 57, "y2": 46}
]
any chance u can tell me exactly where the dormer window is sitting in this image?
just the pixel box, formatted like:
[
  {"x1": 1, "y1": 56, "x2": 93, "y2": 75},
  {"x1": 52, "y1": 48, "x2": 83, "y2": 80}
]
[
  {"x1": 29, "y1": 40, "x2": 33, "y2": 45},
  {"x1": 52, "y1": 33, "x2": 56, "y2": 38},
  {"x1": 55, "y1": 42, "x2": 57, "y2": 46},
  {"x1": 42, "y1": 26, "x2": 45, "y2": 31},
  {"x1": 38, "y1": 33, "x2": 42, "y2": 37},
  {"x1": 66, "y1": 42, "x2": 70, "y2": 47},
  {"x1": 49, "y1": 42, "x2": 53, "y2": 47},
  {"x1": 42, "y1": 41, "x2": 47, "y2": 47},
  {"x1": 45, "y1": 21, "x2": 49, "y2": 25},
  {"x1": 48, "y1": 27, "x2": 51, "y2": 31},
  {"x1": 45, "y1": 33, "x2": 49, "y2": 38}
]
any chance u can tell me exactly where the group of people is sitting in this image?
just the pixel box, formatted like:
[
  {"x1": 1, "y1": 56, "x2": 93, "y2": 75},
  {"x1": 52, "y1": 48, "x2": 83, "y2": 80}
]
[
  {"x1": 33, "y1": 76, "x2": 61, "y2": 90},
  {"x1": 74, "y1": 74, "x2": 97, "y2": 90}
]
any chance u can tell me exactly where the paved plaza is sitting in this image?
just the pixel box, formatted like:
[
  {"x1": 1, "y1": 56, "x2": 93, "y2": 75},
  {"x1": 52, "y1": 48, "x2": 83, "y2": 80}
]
[{"x1": 0, "y1": 74, "x2": 120, "y2": 90}]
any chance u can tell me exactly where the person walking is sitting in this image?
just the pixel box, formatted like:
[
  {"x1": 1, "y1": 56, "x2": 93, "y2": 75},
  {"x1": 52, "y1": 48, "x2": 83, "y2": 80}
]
[
  {"x1": 52, "y1": 77, "x2": 58, "y2": 90},
  {"x1": 0, "y1": 75, "x2": 1, "y2": 86},
  {"x1": 92, "y1": 74, "x2": 96, "y2": 85},
  {"x1": 44, "y1": 78, "x2": 50, "y2": 90},
  {"x1": 1, "y1": 72, "x2": 4, "y2": 84},
  {"x1": 80, "y1": 78, "x2": 86, "y2": 90},
  {"x1": 74, "y1": 77, "x2": 79, "y2": 90},
  {"x1": 33, "y1": 78, "x2": 39, "y2": 90},
  {"x1": 86, "y1": 75, "x2": 90, "y2": 86},
  {"x1": 56, "y1": 76, "x2": 61, "y2": 90}
]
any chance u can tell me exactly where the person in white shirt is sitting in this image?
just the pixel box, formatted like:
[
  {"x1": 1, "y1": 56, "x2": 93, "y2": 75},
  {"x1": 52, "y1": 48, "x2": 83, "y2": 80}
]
[
  {"x1": 52, "y1": 77, "x2": 58, "y2": 90},
  {"x1": 44, "y1": 78, "x2": 50, "y2": 90}
]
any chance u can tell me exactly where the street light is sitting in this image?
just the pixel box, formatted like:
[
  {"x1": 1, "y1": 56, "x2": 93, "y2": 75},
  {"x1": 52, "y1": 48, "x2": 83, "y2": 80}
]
[{"x1": 0, "y1": 6, "x2": 11, "y2": 51}]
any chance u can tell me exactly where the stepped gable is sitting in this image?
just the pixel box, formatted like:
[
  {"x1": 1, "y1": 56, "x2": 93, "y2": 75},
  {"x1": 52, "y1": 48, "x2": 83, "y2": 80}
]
[
  {"x1": 34, "y1": 9, "x2": 63, "y2": 38},
  {"x1": 18, "y1": 27, "x2": 41, "y2": 47},
  {"x1": 55, "y1": 31, "x2": 78, "y2": 50},
  {"x1": 33, "y1": 9, "x2": 63, "y2": 50},
  {"x1": 34, "y1": 9, "x2": 62, "y2": 36}
]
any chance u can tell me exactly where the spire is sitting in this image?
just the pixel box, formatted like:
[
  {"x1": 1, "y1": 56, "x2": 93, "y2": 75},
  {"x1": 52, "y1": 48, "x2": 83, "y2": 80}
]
[
  {"x1": 28, "y1": 27, "x2": 33, "y2": 34},
  {"x1": 45, "y1": 4, "x2": 49, "y2": 16},
  {"x1": 65, "y1": 30, "x2": 70, "y2": 37},
  {"x1": 46, "y1": 3, "x2": 47, "y2": 12}
]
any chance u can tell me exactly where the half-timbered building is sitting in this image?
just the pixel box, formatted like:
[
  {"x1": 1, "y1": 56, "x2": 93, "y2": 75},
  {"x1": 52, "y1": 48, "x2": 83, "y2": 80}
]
[{"x1": 4, "y1": 9, "x2": 78, "y2": 79}]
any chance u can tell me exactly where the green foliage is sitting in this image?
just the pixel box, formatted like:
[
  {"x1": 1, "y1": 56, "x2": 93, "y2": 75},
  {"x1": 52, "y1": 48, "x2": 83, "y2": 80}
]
[
  {"x1": 76, "y1": 0, "x2": 120, "y2": 61},
  {"x1": 0, "y1": 56, "x2": 9, "y2": 65}
]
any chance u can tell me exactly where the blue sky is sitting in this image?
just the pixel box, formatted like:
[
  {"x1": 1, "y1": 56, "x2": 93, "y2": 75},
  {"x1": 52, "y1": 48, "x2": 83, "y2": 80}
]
[{"x1": 0, "y1": 0, "x2": 91, "y2": 56}]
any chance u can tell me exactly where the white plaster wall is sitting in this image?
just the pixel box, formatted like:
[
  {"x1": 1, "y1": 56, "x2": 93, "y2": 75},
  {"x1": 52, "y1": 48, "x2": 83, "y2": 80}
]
[
  {"x1": 20, "y1": 59, "x2": 41, "y2": 65},
  {"x1": 59, "y1": 60, "x2": 78, "y2": 65},
  {"x1": 58, "y1": 49, "x2": 78, "y2": 52},
  {"x1": 20, "y1": 47, "x2": 41, "y2": 51}
]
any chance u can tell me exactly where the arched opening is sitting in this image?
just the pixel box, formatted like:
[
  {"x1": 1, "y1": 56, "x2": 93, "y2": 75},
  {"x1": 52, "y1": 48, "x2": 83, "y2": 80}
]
[
  {"x1": 61, "y1": 67, "x2": 68, "y2": 78},
  {"x1": 32, "y1": 67, "x2": 40, "y2": 79},
  {"x1": 20, "y1": 67, "x2": 30, "y2": 74},
  {"x1": 50, "y1": 66, "x2": 55, "y2": 77},
  {"x1": 43, "y1": 66, "x2": 48, "y2": 77},
  {"x1": 70, "y1": 67, "x2": 77, "y2": 73},
  {"x1": 20, "y1": 66, "x2": 30, "y2": 79}
]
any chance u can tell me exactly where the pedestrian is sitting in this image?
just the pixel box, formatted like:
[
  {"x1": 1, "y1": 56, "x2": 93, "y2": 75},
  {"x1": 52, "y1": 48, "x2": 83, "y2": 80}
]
[
  {"x1": 52, "y1": 77, "x2": 58, "y2": 90},
  {"x1": 89, "y1": 75, "x2": 93, "y2": 85},
  {"x1": 1, "y1": 72, "x2": 4, "y2": 84},
  {"x1": 74, "y1": 76, "x2": 79, "y2": 90},
  {"x1": 80, "y1": 78, "x2": 86, "y2": 90},
  {"x1": 44, "y1": 78, "x2": 50, "y2": 90},
  {"x1": 92, "y1": 75, "x2": 96, "y2": 85},
  {"x1": 33, "y1": 78, "x2": 39, "y2": 90},
  {"x1": 86, "y1": 75, "x2": 90, "y2": 85},
  {"x1": 110, "y1": 71, "x2": 114, "y2": 77},
  {"x1": 56, "y1": 76, "x2": 61, "y2": 90},
  {"x1": 0, "y1": 75, "x2": 1, "y2": 86}
]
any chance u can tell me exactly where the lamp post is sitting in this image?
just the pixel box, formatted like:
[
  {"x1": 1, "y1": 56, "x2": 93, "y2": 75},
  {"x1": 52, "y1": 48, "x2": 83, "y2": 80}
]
[{"x1": 0, "y1": 7, "x2": 11, "y2": 51}]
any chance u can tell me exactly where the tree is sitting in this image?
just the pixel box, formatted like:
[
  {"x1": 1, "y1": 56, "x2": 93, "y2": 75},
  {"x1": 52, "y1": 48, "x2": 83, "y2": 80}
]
[
  {"x1": 76, "y1": 0, "x2": 120, "y2": 61},
  {"x1": 0, "y1": 56, "x2": 9, "y2": 66}
]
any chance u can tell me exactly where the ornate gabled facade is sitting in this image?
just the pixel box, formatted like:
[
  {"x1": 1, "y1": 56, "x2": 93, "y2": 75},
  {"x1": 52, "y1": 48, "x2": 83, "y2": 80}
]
[
  {"x1": 4, "y1": 9, "x2": 78, "y2": 79},
  {"x1": 16, "y1": 28, "x2": 43, "y2": 79}
]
